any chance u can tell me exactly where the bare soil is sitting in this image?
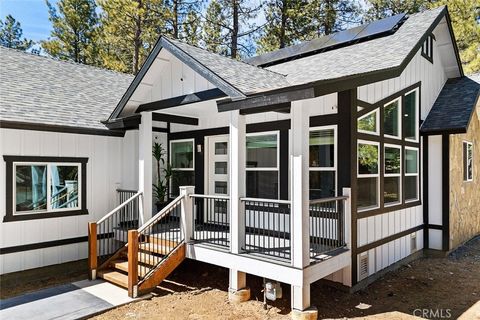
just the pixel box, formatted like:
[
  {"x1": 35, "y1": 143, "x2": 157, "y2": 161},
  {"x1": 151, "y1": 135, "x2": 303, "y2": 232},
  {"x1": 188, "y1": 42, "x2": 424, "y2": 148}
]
[{"x1": 91, "y1": 236, "x2": 480, "y2": 320}]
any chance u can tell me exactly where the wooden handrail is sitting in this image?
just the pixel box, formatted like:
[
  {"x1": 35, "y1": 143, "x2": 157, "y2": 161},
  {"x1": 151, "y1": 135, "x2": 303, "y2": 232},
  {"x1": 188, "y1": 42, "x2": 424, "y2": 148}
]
[
  {"x1": 137, "y1": 194, "x2": 184, "y2": 233},
  {"x1": 309, "y1": 196, "x2": 349, "y2": 205},
  {"x1": 97, "y1": 191, "x2": 142, "y2": 224}
]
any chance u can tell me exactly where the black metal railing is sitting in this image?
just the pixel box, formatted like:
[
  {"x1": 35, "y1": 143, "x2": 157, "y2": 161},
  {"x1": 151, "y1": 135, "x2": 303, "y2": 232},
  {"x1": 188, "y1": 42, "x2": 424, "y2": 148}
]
[
  {"x1": 137, "y1": 195, "x2": 183, "y2": 282},
  {"x1": 97, "y1": 191, "x2": 142, "y2": 266},
  {"x1": 190, "y1": 194, "x2": 230, "y2": 248},
  {"x1": 309, "y1": 196, "x2": 348, "y2": 258},
  {"x1": 241, "y1": 197, "x2": 291, "y2": 261},
  {"x1": 117, "y1": 189, "x2": 140, "y2": 228}
]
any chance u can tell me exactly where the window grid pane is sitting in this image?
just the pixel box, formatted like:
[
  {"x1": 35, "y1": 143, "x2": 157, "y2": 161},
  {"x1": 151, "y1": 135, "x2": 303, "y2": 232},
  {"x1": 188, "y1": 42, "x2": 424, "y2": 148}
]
[
  {"x1": 246, "y1": 134, "x2": 278, "y2": 168},
  {"x1": 358, "y1": 143, "x2": 379, "y2": 175},
  {"x1": 404, "y1": 90, "x2": 417, "y2": 141}
]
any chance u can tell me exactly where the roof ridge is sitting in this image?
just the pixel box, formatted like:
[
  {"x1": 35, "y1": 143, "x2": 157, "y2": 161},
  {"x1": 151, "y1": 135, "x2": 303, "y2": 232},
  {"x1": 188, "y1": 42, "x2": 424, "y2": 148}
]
[
  {"x1": 165, "y1": 36, "x2": 288, "y2": 77},
  {"x1": 0, "y1": 45, "x2": 133, "y2": 78}
]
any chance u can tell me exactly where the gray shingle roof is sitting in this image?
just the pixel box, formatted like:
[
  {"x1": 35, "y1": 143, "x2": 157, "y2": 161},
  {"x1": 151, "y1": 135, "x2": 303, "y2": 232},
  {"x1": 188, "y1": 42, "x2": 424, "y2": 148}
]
[
  {"x1": 0, "y1": 46, "x2": 133, "y2": 131},
  {"x1": 421, "y1": 74, "x2": 480, "y2": 134},
  {"x1": 265, "y1": 7, "x2": 446, "y2": 86},
  {"x1": 166, "y1": 38, "x2": 290, "y2": 94}
]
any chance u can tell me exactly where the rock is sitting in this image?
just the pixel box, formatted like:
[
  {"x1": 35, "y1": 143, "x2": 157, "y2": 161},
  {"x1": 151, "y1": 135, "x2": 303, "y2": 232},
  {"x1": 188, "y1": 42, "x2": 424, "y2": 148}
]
[{"x1": 355, "y1": 303, "x2": 372, "y2": 310}]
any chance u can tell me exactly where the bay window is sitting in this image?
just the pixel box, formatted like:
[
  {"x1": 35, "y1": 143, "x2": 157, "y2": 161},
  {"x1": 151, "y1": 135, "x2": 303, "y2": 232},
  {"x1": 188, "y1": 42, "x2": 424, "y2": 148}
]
[
  {"x1": 170, "y1": 139, "x2": 195, "y2": 197},
  {"x1": 4, "y1": 156, "x2": 87, "y2": 222},
  {"x1": 357, "y1": 141, "x2": 379, "y2": 210},
  {"x1": 309, "y1": 126, "x2": 336, "y2": 199},
  {"x1": 246, "y1": 132, "x2": 279, "y2": 199}
]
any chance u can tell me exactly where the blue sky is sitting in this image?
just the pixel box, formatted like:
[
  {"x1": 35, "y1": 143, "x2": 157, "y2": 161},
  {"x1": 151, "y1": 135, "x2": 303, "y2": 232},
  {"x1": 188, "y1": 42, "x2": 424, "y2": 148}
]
[{"x1": 0, "y1": 0, "x2": 57, "y2": 42}]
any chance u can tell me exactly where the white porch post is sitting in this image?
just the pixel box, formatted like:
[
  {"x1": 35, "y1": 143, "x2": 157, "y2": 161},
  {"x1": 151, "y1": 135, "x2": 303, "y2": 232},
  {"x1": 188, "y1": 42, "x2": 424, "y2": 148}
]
[
  {"x1": 229, "y1": 110, "x2": 246, "y2": 254},
  {"x1": 139, "y1": 111, "x2": 153, "y2": 223},
  {"x1": 290, "y1": 101, "x2": 315, "y2": 315},
  {"x1": 180, "y1": 186, "x2": 195, "y2": 242},
  {"x1": 228, "y1": 110, "x2": 250, "y2": 302},
  {"x1": 291, "y1": 101, "x2": 310, "y2": 268}
]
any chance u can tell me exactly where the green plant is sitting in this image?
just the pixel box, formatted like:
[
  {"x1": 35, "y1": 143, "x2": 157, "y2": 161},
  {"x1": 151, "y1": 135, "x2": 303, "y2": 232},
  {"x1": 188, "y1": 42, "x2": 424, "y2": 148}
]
[{"x1": 152, "y1": 142, "x2": 170, "y2": 204}]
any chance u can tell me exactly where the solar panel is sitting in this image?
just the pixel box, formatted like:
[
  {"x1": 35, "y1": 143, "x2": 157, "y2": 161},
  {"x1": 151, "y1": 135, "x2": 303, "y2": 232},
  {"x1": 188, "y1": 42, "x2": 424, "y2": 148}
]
[{"x1": 246, "y1": 13, "x2": 407, "y2": 67}]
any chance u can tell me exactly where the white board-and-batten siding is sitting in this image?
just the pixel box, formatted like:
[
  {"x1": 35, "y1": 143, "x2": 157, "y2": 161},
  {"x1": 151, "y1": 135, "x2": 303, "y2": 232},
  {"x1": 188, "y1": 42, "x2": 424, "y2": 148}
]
[{"x1": 0, "y1": 128, "x2": 138, "y2": 274}]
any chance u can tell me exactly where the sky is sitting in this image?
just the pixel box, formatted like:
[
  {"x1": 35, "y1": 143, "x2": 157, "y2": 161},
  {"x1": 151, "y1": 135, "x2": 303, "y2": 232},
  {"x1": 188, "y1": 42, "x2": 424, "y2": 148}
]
[{"x1": 0, "y1": 0, "x2": 57, "y2": 43}]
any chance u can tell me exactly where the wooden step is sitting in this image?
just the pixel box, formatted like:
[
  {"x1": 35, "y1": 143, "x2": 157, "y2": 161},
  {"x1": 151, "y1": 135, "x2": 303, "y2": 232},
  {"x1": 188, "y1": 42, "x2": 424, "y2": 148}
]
[
  {"x1": 112, "y1": 260, "x2": 149, "y2": 277},
  {"x1": 139, "y1": 242, "x2": 175, "y2": 255},
  {"x1": 144, "y1": 235, "x2": 178, "y2": 248},
  {"x1": 120, "y1": 249, "x2": 164, "y2": 265},
  {"x1": 98, "y1": 269, "x2": 128, "y2": 288}
]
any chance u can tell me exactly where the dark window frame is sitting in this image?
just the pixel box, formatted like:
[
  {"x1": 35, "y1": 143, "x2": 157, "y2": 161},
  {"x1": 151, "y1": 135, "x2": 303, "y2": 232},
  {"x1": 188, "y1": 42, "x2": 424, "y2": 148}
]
[
  {"x1": 421, "y1": 34, "x2": 434, "y2": 63},
  {"x1": 3, "y1": 156, "x2": 88, "y2": 222},
  {"x1": 355, "y1": 82, "x2": 422, "y2": 216}
]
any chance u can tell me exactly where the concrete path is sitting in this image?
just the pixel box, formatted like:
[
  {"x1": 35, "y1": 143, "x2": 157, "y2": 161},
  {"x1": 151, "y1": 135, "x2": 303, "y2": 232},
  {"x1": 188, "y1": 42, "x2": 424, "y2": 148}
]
[{"x1": 0, "y1": 279, "x2": 146, "y2": 320}]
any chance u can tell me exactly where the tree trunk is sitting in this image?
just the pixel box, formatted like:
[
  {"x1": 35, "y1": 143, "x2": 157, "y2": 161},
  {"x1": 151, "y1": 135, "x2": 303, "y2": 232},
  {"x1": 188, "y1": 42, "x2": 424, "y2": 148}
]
[
  {"x1": 133, "y1": 0, "x2": 143, "y2": 74},
  {"x1": 173, "y1": 0, "x2": 179, "y2": 38},
  {"x1": 231, "y1": 0, "x2": 238, "y2": 59},
  {"x1": 279, "y1": 0, "x2": 287, "y2": 48}
]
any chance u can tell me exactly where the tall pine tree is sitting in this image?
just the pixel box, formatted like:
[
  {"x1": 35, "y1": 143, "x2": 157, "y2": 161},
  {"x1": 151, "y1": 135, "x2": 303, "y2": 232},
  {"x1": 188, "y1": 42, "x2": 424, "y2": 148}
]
[
  {"x1": 98, "y1": 0, "x2": 165, "y2": 74},
  {"x1": 42, "y1": 0, "x2": 99, "y2": 64},
  {"x1": 363, "y1": 0, "x2": 429, "y2": 21},
  {"x1": 202, "y1": 0, "x2": 226, "y2": 54},
  {"x1": 0, "y1": 15, "x2": 33, "y2": 50},
  {"x1": 181, "y1": 10, "x2": 202, "y2": 45}
]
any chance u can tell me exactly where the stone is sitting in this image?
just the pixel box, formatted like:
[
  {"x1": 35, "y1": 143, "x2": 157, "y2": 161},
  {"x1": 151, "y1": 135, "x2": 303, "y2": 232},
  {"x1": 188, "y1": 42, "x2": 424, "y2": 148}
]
[
  {"x1": 227, "y1": 287, "x2": 250, "y2": 303},
  {"x1": 291, "y1": 306, "x2": 318, "y2": 320}
]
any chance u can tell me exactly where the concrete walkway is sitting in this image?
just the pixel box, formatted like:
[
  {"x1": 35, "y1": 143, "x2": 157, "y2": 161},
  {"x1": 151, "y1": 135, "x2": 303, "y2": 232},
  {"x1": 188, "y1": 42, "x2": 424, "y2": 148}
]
[{"x1": 0, "y1": 279, "x2": 146, "y2": 320}]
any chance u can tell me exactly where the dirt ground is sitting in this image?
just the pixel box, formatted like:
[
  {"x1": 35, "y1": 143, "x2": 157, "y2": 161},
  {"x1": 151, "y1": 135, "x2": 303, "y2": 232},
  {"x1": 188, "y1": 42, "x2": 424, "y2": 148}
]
[{"x1": 90, "y1": 236, "x2": 480, "y2": 320}]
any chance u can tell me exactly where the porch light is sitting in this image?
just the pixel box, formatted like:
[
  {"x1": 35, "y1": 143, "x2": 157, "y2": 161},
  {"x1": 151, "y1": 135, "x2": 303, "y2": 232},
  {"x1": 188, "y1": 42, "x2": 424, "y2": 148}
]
[{"x1": 197, "y1": 144, "x2": 202, "y2": 153}]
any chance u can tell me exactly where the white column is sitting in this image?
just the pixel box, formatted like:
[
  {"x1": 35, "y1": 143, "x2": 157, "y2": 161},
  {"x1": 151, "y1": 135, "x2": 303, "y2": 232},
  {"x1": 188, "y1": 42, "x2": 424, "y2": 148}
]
[
  {"x1": 180, "y1": 186, "x2": 195, "y2": 242},
  {"x1": 139, "y1": 111, "x2": 153, "y2": 223},
  {"x1": 291, "y1": 101, "x2": 310, "y2": 269},
  {"x1": 291, "y1": 283, "x2": 310, "y2": 311},
  {"x1": 229, "y1": 110, "x2": 246, "y2": 254}
]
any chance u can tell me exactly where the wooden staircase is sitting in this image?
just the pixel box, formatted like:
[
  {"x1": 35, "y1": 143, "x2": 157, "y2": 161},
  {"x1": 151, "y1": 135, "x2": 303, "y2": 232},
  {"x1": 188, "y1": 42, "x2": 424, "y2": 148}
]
[{"x1": 88, "y1": 193, "x2": 186, "y2": 298}]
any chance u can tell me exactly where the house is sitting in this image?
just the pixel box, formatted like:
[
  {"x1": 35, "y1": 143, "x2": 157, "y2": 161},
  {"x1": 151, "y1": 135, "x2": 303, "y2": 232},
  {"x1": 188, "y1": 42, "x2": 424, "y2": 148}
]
[{"x1": 1, "y1": 5, "x2": 479, "y2": 318}]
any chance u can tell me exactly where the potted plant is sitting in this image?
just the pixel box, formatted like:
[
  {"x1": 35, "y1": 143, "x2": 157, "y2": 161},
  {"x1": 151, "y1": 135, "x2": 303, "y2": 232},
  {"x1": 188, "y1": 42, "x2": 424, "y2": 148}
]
[{"x1": 152, "y1": 142, "x2": 171, "y2": 212}]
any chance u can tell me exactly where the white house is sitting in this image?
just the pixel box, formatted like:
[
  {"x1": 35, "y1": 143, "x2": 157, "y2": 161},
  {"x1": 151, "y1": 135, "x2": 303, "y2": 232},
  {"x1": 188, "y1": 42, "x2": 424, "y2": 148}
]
[{"x1": 1, "y1": 5, "x2": 479, "y2": 318}]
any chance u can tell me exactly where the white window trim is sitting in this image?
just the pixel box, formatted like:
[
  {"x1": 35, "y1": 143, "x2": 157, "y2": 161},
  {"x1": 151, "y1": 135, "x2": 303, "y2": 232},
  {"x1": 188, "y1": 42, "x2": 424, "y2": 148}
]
[
  {"x1": 464, "y1": 141, "x2": 474, "y2": 182},
  {"x1": 309, "y1": 125, "x2": 337, "y2": 198},
  {"x1": 245, "y1": 131, "x2": 280, "y2": 199},
  {"x1": 384, "y1": 97, "x2": 402, "y2": 140},
  {"x1": 404, "y1": 88, "x2": 419, "y2": 143},
  {"x1": 384, "y1": 144, "x2": 402, "y2": 206},
  {"x1": 13, "y1": 162, "x2": 82, "y2": 215},
  {"x1": 358, "y1": 108, "x2": 380, "y2": 136},
  {"x1": 357, "y1": 140, "x2": 380, "y2": 211},
  {"x1": 405, "y1": 146, "x2": 419, "y2": 202}
]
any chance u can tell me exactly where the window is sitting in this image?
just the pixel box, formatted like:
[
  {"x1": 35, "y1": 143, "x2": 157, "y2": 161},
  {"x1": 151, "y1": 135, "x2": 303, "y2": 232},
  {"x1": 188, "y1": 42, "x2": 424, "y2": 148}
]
[
  {"x1": 358, "y1": 109, "x2": 379, "y2": 135},
  {"x1": 421, "y1": 34, "x2": 434, "y2": 63},
  {"x1": 309, "y1": 127, "x2": 336, "y2": 200},
  {"x1": 464, "y1": 142, "x2": 473, "y2": 181},
  {"x1": 384, "y1": 145, "x2": 401, "y2": 205},
  {"x1": 246, "y1": 132, "x2": 279, "y2": 199},
  {"x1": 357, "y1": 141, "x2": 379, "y2": 210},
  {"x1": 405, "y1": 147, "x2": 419, "y2": 201},
  {"x1": 404, "y1": 89, "x2": 419, "y2": 142},
  {"x1": 170, "y1": 139, "x2": 195, "y2": 197},
  {"x1": 4, "y1": 156, "x2": 87, "y2": 222},
  {"x1": 384, "y1": 98, "x2": 401, "y2": 138}
]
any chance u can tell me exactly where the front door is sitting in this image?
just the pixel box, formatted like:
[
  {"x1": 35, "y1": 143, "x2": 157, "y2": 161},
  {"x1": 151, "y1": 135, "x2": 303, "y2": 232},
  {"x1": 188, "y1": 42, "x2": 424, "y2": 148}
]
[{"x1": 206, "y1": 135, "x2": 229, "y2": 223}]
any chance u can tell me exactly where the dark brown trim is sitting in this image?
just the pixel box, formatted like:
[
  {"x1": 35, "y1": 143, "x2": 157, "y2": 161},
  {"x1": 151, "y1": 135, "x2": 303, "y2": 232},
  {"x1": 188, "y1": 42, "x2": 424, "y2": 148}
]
[
  {"x1": 246, "y1": 119, "x2": 290, "y2": 133},
  {"x1": 103, "y1": 114, "x2": 141, "y2": 130},
  {"x1": 442, "y1": 134, "x2": 450, "y2": 251},
  {"x1": 423, "y1": 136, "x2": 429, "y2": 249},
  {"x1": 357, "y1": 224, "x2": 424, "y2": 254},
  {"x1": 428, "y1": 224, "x2": 443, "y2": 230},
  {"x1": 357, "y1": 201, "x2": 421, "y2": 219},
  {"x1": 279, "y1": 129, "x2": 289, "y2": 200},
  {"x1": 0, "y1": 120, "x2": 125, "y2": 137},
  {"x1": 3, "y1": 156, "x2": 89, "y2": 223},
  {"x1": 0, "y1": 236, "x2": 88, "y2": 254},
  {"x1": 169, "y1": 127, "x2": 229, "y2": 141},
  {"x1": 239, "y1": 102, "x2": 291, "y2": 115},
  {"x1": 136, "y1": 88, "x2": 226, "y2": 113},
  {"x1": 152, "y1": 113, "x2": 199, "y2": 125},
  {"x1": 152, "y1": 127, "x2": 169, "y2": 133},
  {"x1": 349, "y1": 89, "x2": 359, "y2": 285},
  {"x1": 310, "y1": 114, "x2": 339, "y2": 127},
  {"x1": 421, "y1": 127, "x2": 467, "y2": 136}
]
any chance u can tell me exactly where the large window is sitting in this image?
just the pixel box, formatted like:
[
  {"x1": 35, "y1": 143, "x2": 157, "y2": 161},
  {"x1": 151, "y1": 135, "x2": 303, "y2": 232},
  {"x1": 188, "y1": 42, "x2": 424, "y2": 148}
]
[
  {"x1": 357, "y1": 109, "x2": 379, "y2": 135},
  {"x1": 170, "y1": 139, "x2": 195, "y2": 197},
  {"x1": 384, "y1": 145, "x2": 401, "y2": 205},
  {"x1": 463, "y1": 141, "x2": 474, "y2": 181},
  {"x1": 404, "y1": 89, "x2": 419, "y2": 142},
  {"x1": 246, "y1": 132, "x2": 279, "y2": 199},
  {"x1": 405, "y1": 147, "x2": 419, "y2": 201},
  {"x1": 309, "y1": 127, "x2": 336, "y2": 200},
  {"x1": 384, "y1": 98, "x2": 401, "y2": 139},
  {"x1": 357, "y1": 141, "x2": 379, "y2": 209},
  {"x1": 4, "y1": 156, "x2": 87, "y2": 222}
]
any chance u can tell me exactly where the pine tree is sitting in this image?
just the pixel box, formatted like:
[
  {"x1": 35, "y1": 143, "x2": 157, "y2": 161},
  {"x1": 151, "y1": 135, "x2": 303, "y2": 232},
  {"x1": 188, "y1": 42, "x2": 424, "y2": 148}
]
[
  {"x1": 0, "y1": 15, "x2": 33, "y2": 50},
  {"x1": 306, "y1": 0, "x2": 361, "y2": 36},
  {"x1": 202, "y1": 0, "x2": 225, "y2": 54},
  {"x1": 182, "y1": 10, "x2": 201, "y2": 45},
  {"x1": 162, "y1": 0, "x2": 204, "y2": 39},
  {"x1": 256, "y1": 0, "x2": 311, "y2": 53},
  {"x1": 363, "y1": 0, "x2": 430, "y2": 21},
  {"x1": 42, "y1": 0, "x2": 99, "y2": 64},
  {"x1": 98, "y1": 0, "x2": 165, "y2": 74}
]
